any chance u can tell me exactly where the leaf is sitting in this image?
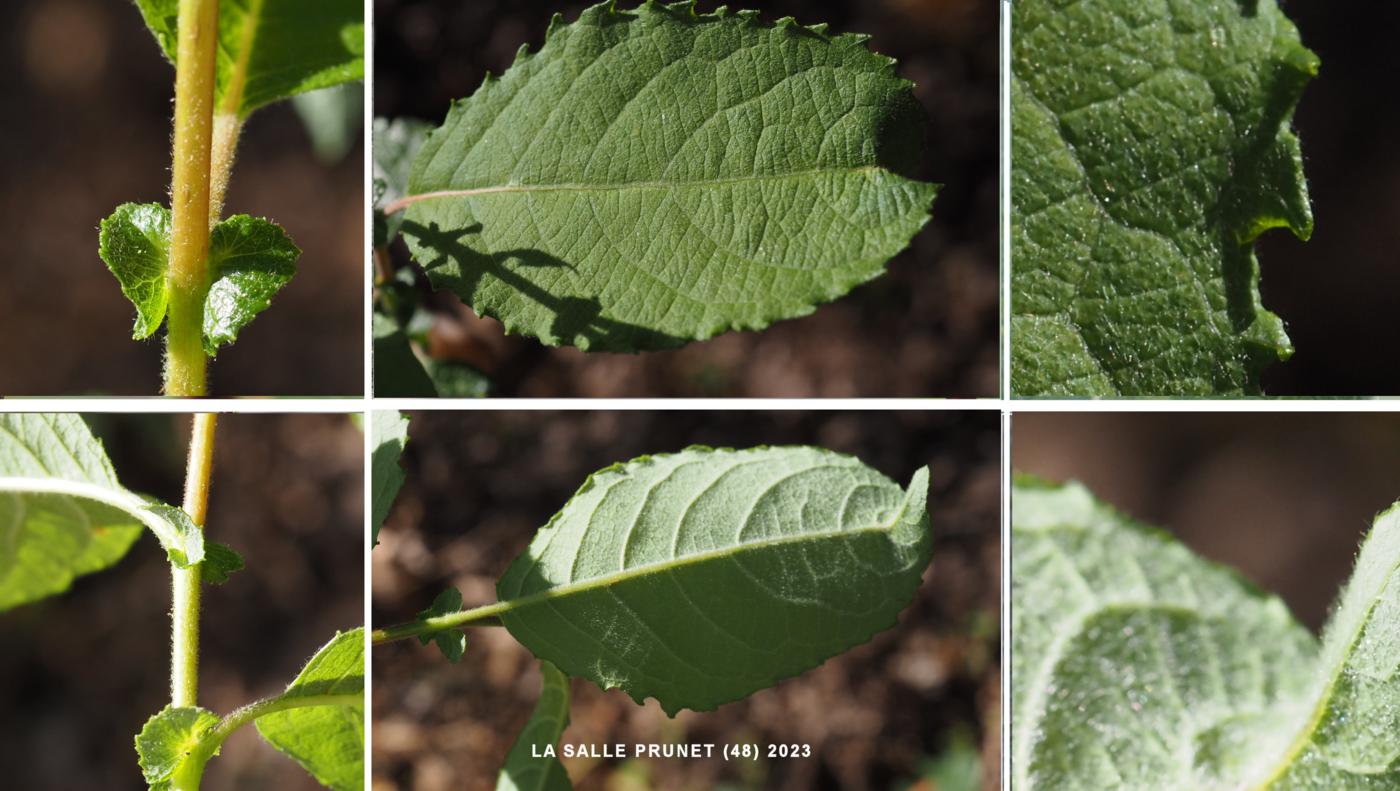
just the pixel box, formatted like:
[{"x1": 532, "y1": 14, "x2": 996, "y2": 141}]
[
  {"x1": 373, "y1": 117, "x2": 432, "y2": 245},
  {"x1": 99, "y1": 203, "x2": 171, "y2": 340},
  {"x1": 203, "y1": 215, "x2": 300, "y2": 355},
  {"x1": 98, "y1": 205, "x2": 299, "y2": 355},
  {"x1": 496, "y1": 661, "x2": 572, "y2": 791},
  {"x1": 372, "y1": 313, "x2": 437, "y2": 397},
  {"x1": 416, "y1": 587, "x2": 466, "y2": 662},
  {"x1": 200, "y1": 541, "x2": 244, "y2": 585},
  {"x1": 1011, "y1": 0, "x2": 1316, "y2": 396},
  {"x1": 135, "y1": 705, "x2": 220, "y2": 791},
  {"x1": 255, "y1": 628, "x2": 366, "y2": 791},
  {"x1": 401, "y1": 2, "x2": 937, "y2": 352},
  {"x1": 370, "y1": 411, "x2": 410, "y2": 546},
  {"x1": 497, "y1": 446, "x2": 931, "y2": 714},
  {"x1": 292, "y1": 84, "x2": 364, "y2": 163},
  {"x1": 131, "y1": 0, "x2": 364, "y2": 118},
  {"x1": 0, "y1": 414, "x2": 204, "y2": 610},
  {"x1": 1011, "y1": 478, "x2": 1400, "y2": 789}
]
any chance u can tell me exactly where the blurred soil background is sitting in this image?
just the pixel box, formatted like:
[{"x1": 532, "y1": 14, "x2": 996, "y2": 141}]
[
  {"x1": 372, "y1": 411, "x2": 1001, "y2": 790},
  {"x1": 0, "y1": 413, "x2": 364, "y2": 789},
  {"x1": 373, "y1": 0, "x2": 998, "y2": 397},
  {"x1": 0, "y1": 0, "x2": 364, "y2": 396},
  {"x1": 1013, "y1": 413, "x2": 1400, "y2": 630},
  {"x1": 1233, "y1": 5, "x2": 1400, "y2": 395}
]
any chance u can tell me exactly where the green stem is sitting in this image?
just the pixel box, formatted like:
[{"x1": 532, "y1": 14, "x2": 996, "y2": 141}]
[
  {"x1": 171, "y1": 415, "x2": 217, "y2": 708},
  {"x1": 371, "y1": 602, "x2": 507, "y2": 644},
  {"x1": 164, "y1": 0, "x2": 219, "y2": 396}
]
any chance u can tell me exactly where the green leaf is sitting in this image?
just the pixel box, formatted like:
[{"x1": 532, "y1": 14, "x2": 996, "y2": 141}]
[
  {"x1": 423, "y1": 359, "x2": 491, "y2": 398},
  {"x1": 1011, "y1": 0, "x2": 1316, "y2": 396},
  {"x1": 416, "y1": 587, "x2": 466, "y2": 662},
  {"x1": 372, "y1": 313, "x2": 437, "y2": 397},
  {"x1": 135, "y1": 705, "x2": 220, "y2": 791},
  {"x1": 496, "y1": 661, "x2": 572, "y2": 791},
  {"x1": 1011, "y1": 478, "x2": 1400, "y2": 789},
  {"x1": 131, "y1": 0, "x2": 365, "y2": 117},
  {"x1": 370, "y1": 411, "x2": 410, "y2": 546},
  {"x1": 255, "y1": 628, "x2": 366, "y2": 791},
  {"x1": 373, "y1": 117, "x2": 432, "y2": 244},
  {"x1": 292, "y1": 84, "x2": 364, "y2": 163},
  {"x1": 200, "y1": 541, "x2": 244, "y2": 585},
  {"x1": 402, "y1": 2, "x2": 937, "y2": 352},
  {"x1": 203, "y1": 215, "x2": 300, "y2": 355},
  {"x1": 497, "y1": 446, "x2": 931, "y2": 714},
  {"x1": 0, "y1": 414, "x2": 204, "y2": 610},
  {"x1": 99, "y1": 203, "x2": 171, "y2": 340}
]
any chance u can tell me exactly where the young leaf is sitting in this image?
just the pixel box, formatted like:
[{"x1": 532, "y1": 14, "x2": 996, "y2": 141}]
[
  {"x1": 416, "y1": 587, "x2": 466, "y2": 662},
  {"x1": 1012, "y1": 478, "x2": 1400, "y2": 789},
  {"x1": 496, "y1": 446, "x2": 931, "y2": 714},
  {"x1": 370, "y1": 410, "x2": 410, "y2": 546},
  {"x1": 99, "y1": 203, "x2": 171, "y2": 339},
  {"x1": 1011, "y1": 0, "x2": 1316, "y2": 396},
  {"x1": 131, "y1": 0, "x2": 365, "y2": 117},
  {"x1": 401, "y1": 2, "x2": 937, "y2": 352},
  {"x1": 0, "y1": 414, "x2": 205, "y2": 610},
  {"x1": 203, "y1": 215, "x2": 300, "y2": 355},
  {"x1": 496, "y1": 662, "x2": 572, "y2": 791},
  {"x1": 199, "y1": 541, "x2": 245, "y2": 585},
  {"x1": 255, "y1": 628, "x2": 365, "y2": 791},
  {"x1": 135, "y1": 705, "x2": 220, "y2": 791},
  {"x1": 373, "y1": 117, "x2": 432, "y2": 245}
]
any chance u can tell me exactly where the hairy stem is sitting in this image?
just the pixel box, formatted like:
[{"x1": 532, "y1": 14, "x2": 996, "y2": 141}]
[
  {"x1": 164, "y1": 0, "x2": 219, "y2": 396},
  {"x1": 171, "y1": 414, "x2": 217, "y2": 708},
  {"x1": 371, "y1": 603, "x2": 507, "y2": 644}
]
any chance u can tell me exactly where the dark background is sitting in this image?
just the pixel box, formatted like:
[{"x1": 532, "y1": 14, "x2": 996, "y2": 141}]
[
  {"x1": 373, "y1": 0, "x2": 998, "y2": 397},
  {"x1": 0, "y1": 0, "x2": 364, "y2": 396},
  {"x1": 0, "y1": 413, "x2": 364, "y2": 789},
  {"x1": 1248, "y1": 4, "x2": 1400, "y2": 395},
  {"x1": 372, "y1": 410, "x2": 1001, "y2": 790},
  {"x1": 1013, "y1": 412, "x2": 1400, "y2": 629}
]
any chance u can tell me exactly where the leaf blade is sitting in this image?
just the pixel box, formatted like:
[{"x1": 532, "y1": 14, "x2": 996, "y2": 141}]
[
  {"x1": 203, "y1": 215, "x2": 300, "y2": 355},
  {"x1": 370, "y1": 411, "x2": 410, "y2": 546},
  {"x1": 99, "y1": 203, "x2": 172, "y2": 340},
  {"x1": 496, "y1": 661, "x2": 572, "y2": 791}
]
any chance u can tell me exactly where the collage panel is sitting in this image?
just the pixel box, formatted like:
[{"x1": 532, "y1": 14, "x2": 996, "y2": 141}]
[
  {"x1": 370, "y1": 409, "x2": 1001, "y2": 789},
  {"x1": 0, "y1": 0, "x2": 364, "y2": 397},
  {"x1": 371, "y1": 1, "x2": 999, "y2": 398},
  {"x1": 1009, "y1": 2, "x2": 1400, "y2": 397},
  {"x1": 1009, "y1": 412, "x2": 1400, "y2": 788},
  {"x1": 0, "y1": 412, "x2": 365, "y2": 789}
]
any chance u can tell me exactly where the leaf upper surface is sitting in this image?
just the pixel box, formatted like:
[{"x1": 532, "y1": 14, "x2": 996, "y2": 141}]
[
  {"x1": 498, "y1": 446, "x2": 931, "y2": 714},
  {"x1": 403, "y1": 1, "x2": 937, "y2": 351},
  {"x1": 131, "y1": 0, "x2": 364, "y2": 117},
  {"x1": 496, "y1": 661, "x2": 572, "y2": 791},
  {"x1": 255, "y1": 628, "x2": 366, "y2": 791},
  {"x1": 135, "y1": 705, "x2": 220, "y2": 791},
  {"x1": 1011, "y1": 0, "x2": 1316, "y2": 396},
  {"x1": 1012, "y1": 478, "x2": 1400, "y2": 790},
  {"x1": 203, "y1": 215, "x2": 300, "y2": 355},
  {"x1": 100, "y1": 203, "x2": 172, "y2": 340},
  {"x1": 0, "y1": 414, "x2": 203, "y2": 610}
]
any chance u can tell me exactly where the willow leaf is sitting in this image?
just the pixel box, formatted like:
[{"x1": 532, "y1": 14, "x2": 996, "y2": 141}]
[
  {"x1": 496, "y1": 661, "x2": 572, "y2": 791},
  {"x1": 497, "y1": 446, "x2": 931, "y2": 714},
  {"x1": 0, "y1": 414, "x2": 204, "y2": 611},
  {"x1": 402, "y1": 1, "x2": 936, "y2": 352},
  {"x1": 1011, "y1": 0, "x2": 1316, "y2": 396},
  {"x1": 131, "y1": 0, "x2": 364, "y2": 117},
  {"x1": 1011, "y1": 478, "x2": 1400, "y2": 790},
  {"x1": 370, "y1": 410, "x2": 409, "y2": 546}
]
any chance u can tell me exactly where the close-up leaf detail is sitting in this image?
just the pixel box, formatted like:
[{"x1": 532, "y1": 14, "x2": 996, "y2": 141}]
[
  {"x1": 100, "y1": 203, "x2": 172, "y2": 340},
  {"x1": 496, "y1": 661, "x2": 572, "y2": 791},
  {"x1": 0, "y1": 414, "x2": 205, "y2": 611},
  {"x1": 496, "y1": 446, "x2": 931, "y2": 714},
  {"x1": 130, "y1": 0, "x2": 365, "y2": 117},
  {"x1": 1011, "y1": 478, "x2": 1400, "y2": 789},
  {"x1": 135, "y1": 705, "x2": 221, "y2": 791},
  {"x1": 370, "y1": 410, "x2": 409, "y2": 546},
  {"x1": 401, "y1": 1, "x2": 937, "y2": 352},
  {"x1": 1011, "y1": 0, "x2": 1317, "y2": 396}
]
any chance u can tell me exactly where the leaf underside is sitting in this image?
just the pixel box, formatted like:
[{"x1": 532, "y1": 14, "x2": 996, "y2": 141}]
[
  {"x1": 403, "y1": 1, "x2": 937, "y2": 352},
  {"x1": 498, "y1": 446, "x2": 931, "y2": 715},
  {"x1": 1011, "y1": 0, "x2": 1316, "y2": 396},
  {"x1": 1011, "y1": 478, "x2": 1400, "y2": 789},
  {"x1": 0, "y1": 414, "x2": 202, "y2": 610},
  {"x1": 131, "y1": 0, "x2": 364, "y2": 117},
  {"x1": 496, "y1": 661, "x2": 572, "y2": 791},
  {"x1": 255, "y1": 628, "x2": 366, "y2": 791},
  {"x1": 370, "y1": 411, "x2": 410, "y2": 545},
  {"x1": 100, "y1": 204, "x2": 300, "y2": 355}
]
